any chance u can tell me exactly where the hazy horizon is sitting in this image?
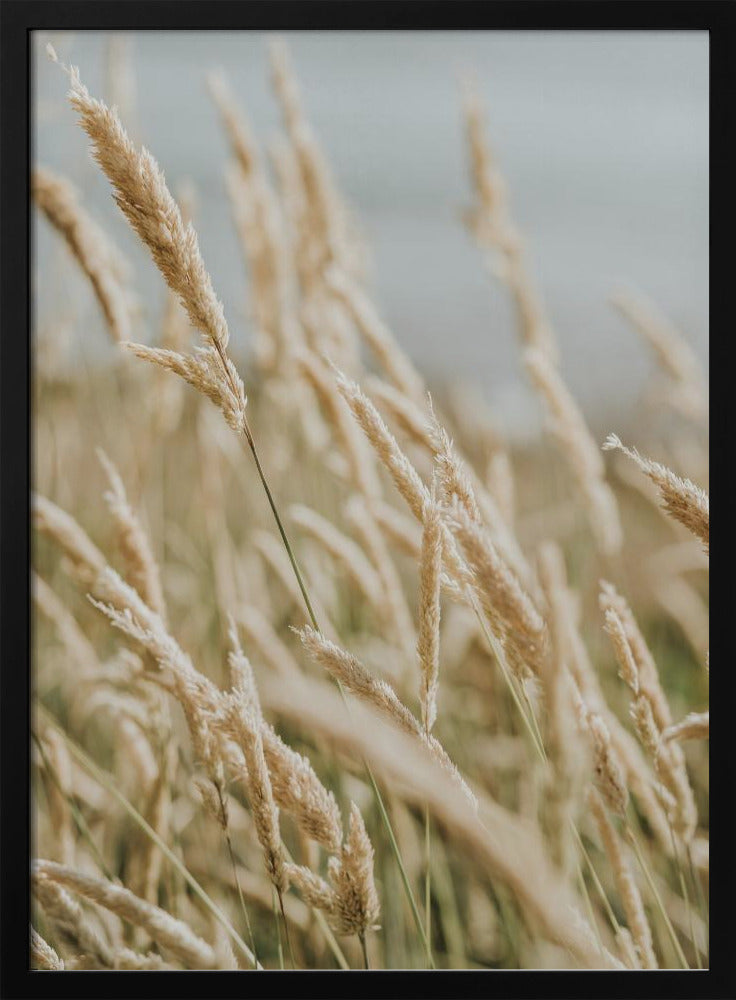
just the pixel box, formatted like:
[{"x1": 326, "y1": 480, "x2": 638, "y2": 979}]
[{"x1": 33, "y1": 29, "x2": 708, "y2": 434}]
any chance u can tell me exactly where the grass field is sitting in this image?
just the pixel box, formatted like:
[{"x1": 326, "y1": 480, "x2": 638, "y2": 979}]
[{"x1": 31, "y1": 37, "x2": 708, "y2": 971}]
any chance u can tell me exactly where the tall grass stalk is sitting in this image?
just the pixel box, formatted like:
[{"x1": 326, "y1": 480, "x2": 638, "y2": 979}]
[
  {"x1": 32, "y1": 731, "x2": 115, "y2": 882},
  {"x1": 214, "y1": 783, "x2": 259, "y2": 967},
  {"x1": 572, "y1": 826, "x2": 620, "y2": 936},
  {"x1": 469, "y1": 594, "x2": 547, "y2": 763},
  {"x1": 424, "y1": 803, "x2": 432, "y2": 952},
  {"x1": 667, "y1": 824, "x2": 700, "y2": 968},
  {"x1": 687, "y1": 845, "x2": 709, "y2": 942},
  {"x1": 577, "y1": 865, "x2": 604, "y2": 953},
  {"x1": 626, "y1": 820, "x2": 688, "y2": 969},
  {"x1": 359, "y1": 931, "x2": 370, "y2": 970},
  {"x1": 236, "y1": 425, "x2": 434, "y2": 966},
  {"x1": 271, "y1": 885, "x2": 285, "y2": 969}
]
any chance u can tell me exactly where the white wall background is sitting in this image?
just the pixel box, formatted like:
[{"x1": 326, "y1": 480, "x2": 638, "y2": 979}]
[{"x1": 33, "y1": 30, "x2": 708, "y2": 433}]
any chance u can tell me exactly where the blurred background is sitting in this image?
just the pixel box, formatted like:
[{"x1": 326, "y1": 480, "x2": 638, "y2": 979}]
[{"x1": 33, "y1": 29, "x2": 708, "y2": 435}]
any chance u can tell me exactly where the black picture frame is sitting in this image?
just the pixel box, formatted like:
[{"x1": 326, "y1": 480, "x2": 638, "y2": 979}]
[{"x1": 1, "y1": 3, "x2": 730, "y2": 997}]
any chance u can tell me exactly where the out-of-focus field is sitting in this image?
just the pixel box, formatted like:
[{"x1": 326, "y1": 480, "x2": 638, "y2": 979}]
[{"x1": 33, "y1": 29, "x2": 708, "y2": 425}]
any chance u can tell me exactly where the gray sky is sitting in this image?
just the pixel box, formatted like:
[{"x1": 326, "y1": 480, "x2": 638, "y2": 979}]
[{"x1": 33, "y1": 30, "x2": 708, "y2": 433}]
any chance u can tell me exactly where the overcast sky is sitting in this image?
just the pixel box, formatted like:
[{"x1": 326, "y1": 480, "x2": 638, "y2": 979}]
[{"x1": 33, "y1": 30, "x2": 708, "y2": 433}]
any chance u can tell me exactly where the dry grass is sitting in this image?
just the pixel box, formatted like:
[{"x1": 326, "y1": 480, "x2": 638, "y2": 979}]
[
  {"x1": 32, "y1": 37, "x2": 708, "y2": 971},
  {"x1": 32, "y1": 164, "x2": 135, "y2": 344}
]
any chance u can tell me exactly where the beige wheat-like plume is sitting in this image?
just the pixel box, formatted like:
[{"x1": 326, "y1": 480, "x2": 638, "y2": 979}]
[
  {"x1": 536, "y1": 541, "x2": 585, "y2": 874},
  {"x1": 33, "y1": 873, "x2": 114, "y2": 968},
  {"x1": 261, "y1": 723, "x2": 344, "y2": 854},
  {"x1": 210, "y1": 72, "x2": 297, "y2": 371},
  {"x1": 31, "y1": 926, "x2": 64, "y2": 971},
  {"x1": 604, "y1": 605, "x2": 697, "y2": 842},
  {"x1": 63, "y1": 57, "x2": 228, "y2": 352},
  {"x1": 295, "y1": 625, "x2": 474, "y2": 805},
  {"x1": 97, "y1": 449, "x2": 166, "y2": 620},
  {"x1": 334, "y1": 368, "x2": 473, "y2": 597},
  {"x1": 462, "y1": 79, "x2": 558, "y2": 363},
  {"x1": 33, "y1": 493, "x2": 107, "y2": 588},
  {"x1": 34, "y1": 861, "x2": 219, "y2": 969},
  {"x1": 551, "y1": 598, "x2": 672, "y2": 858},
  {"x1": 32, "y1": 164, "x2": 134, "y2": 343},
  {"x1": 286, "y1": 804, "x2": 380, "y2": 942},
  {"x1": 603, "y1": 434, "x2": 709, "y2": 553},
  {"x1": 328, "y1": 803, "x2": 381, "y2": 938},
  {"x1": 227, "y1": 619, "x2": 344, "y2": 854},
  {"x1": 285, "y1": 862, "x2": 338, "y2": 916},
  {"x1": 446, "y1": 501, "x2": 547, "y2": 682},
  {"x1": 417, "y1": 495, "x2": 443, "y2": 732},
  {"x1": 269, "y1": 38, "x2": 362, "y2": 286},
  {"x1": 334, "y1": 367, "x2": 429, "y2": 522},
  {"x1": 572, "y1": 689, "x2": 629, "y2": 818},
  {"x1": 427, "y1": 400, "x2": 535, "y2": 593},
  {"x1": 49, "y1": 48, "x2": 249, "y2": 438},
  {"x1": 599, "y1": 581, "x2": 673, "y2": 735},
  {"x1": 219, "y1": 695, "x2": 288, "y2": 895},
  {"x1": 587, "y1": 790, "x2": 657, "y2": 969},
  {"x1": 663, "y1": 711, "x2": 709, "y2": 746}
]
